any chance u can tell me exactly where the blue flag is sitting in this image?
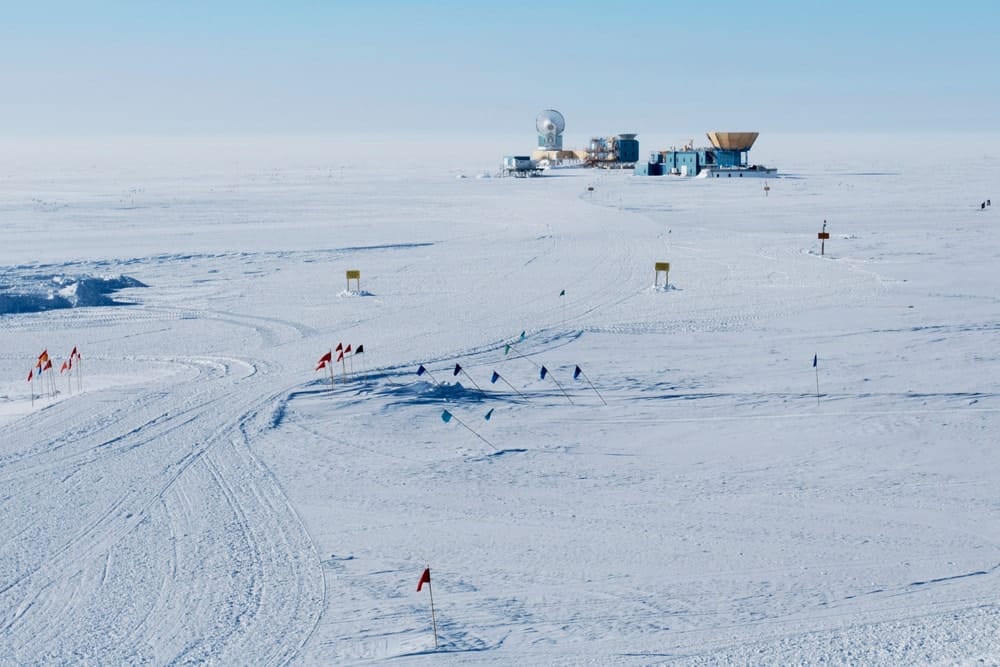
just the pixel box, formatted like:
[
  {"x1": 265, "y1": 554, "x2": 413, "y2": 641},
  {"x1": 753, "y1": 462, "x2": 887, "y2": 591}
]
[
  {"x1": 453, "y1": 363, "x2": 462, "y2": 376},
  {"x1": 490, "y1": 371, "x2": 500, "y2": 384},
  {"x1": 559, "y1": 289, "x2": 565, "y2": 297},
  {"x1": 504, "y1": 344, "x2": 510, "y2": 356},
  {"x1": 540, "y1": 365, "x2": 548, "y2": 380},
  {"x1": 441, "y1": 410, "x2": 452, "y2": 423},
  {"x1": 573, "y1": 365, "x2": 582, "y2": 380},
  {"x1": 812, "y1": 354, "x2": 817, "y2": 368},
  {"x1": 484, "y1": 408, "x2": 494, "y2": 421},
  {"x1": 417, "y1": 364, "x2": 427, "y2": 376},
  {"x1": 520, "y1": 331, "x2": 526, "y2": 341}
]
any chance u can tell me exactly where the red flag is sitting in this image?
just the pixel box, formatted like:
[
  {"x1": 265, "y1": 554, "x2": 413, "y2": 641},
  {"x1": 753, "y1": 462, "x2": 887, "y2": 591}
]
[
  {"x1": 43, "y1": 359, "x2": 53, "y2": 371},
  {"x1": 38, "y1": 350, "x2": 49, "y2": 364},
  {"x1": 336, "y1": 350, "x2": 344, "y2": 362},
  {"x1": 417, "y1": 567, "x2": 431, "y2": 592},
  {"x1": 335, "y1": 342, "x2": 343, "y2": 352},
  {"x1": 344, "y1": 344, "x2": 352, "y2": 354},
  {"x1": 27, "y1": 369, "x2": 33, "y2": 382},
  {"x1": 318, "y1": 350, "x2": 332, "y2": 365},
  {"x1": 315, "y1": 360, "x2": 327, "y2": 371},
  {"x1": 70, "y1": 346, "x2": 78, "y2": 358},
  {"x1": 60, "y1": 361, "x2": 68, "y2": 373}
]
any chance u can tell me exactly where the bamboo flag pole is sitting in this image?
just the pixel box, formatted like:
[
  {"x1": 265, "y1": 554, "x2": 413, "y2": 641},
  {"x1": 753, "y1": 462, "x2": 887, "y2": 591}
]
[
  {"x1": 539, "y1": 366, "x2": 573, "y2": 405},
  {"x1": 77, "y1": 353, "x2": 83, "y2": 393},
  {"x1": 452, "y1": 364, "x2": 483, "y2": 391},
  {"x1": 442, "y1": 409, "x2": 496, "y2": 453},
  {"x1": 417, "y1": 364, "x2": 441, "y2": 385},
  {"x1": 489, "y1": 370, "x2": 527, "y2": 399},
  {"x1": 813, "y1": 354, "x2": 820, "y2": 405},
  {"x1": 573, "y1": 365, "x2": 607, "y2": 405},
  {"x1": 355, "y1": 345, "x2": 366, "y2": 384},
  {"x1": 417, "y1": 567, "x2": 438, "y2": 649}
]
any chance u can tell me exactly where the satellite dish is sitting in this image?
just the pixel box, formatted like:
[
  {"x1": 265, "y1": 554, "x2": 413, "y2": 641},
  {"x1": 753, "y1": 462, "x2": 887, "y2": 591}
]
[{"x1": 536, "y1": 109, "x2": 566, "y2": 135}]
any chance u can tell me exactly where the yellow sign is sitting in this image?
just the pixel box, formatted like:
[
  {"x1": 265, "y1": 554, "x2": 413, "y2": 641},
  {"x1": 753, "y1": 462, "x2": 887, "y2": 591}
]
[
  {"x1": 655, "y1": 262, "x2": 670, "y2": 272},
  {"x1": 346, "y1": 270, "x2": 361, "y2": 279}
]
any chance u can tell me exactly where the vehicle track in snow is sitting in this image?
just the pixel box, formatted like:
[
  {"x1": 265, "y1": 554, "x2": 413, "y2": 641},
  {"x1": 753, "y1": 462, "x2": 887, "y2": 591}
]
[{"x1": 0, "y1": 307, "x2": 325, "y2": 664}]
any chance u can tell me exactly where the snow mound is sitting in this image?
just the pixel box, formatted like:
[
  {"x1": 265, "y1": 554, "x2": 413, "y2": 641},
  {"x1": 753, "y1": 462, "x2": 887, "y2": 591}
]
[{"x1": 0, "y1": 273, "x2": 147, "y2": 315}]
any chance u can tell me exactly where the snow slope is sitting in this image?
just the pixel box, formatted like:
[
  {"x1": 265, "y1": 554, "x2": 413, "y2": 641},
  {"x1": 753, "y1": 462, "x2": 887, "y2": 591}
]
[{"x1": 1, "y1": 135, "x2": 999, "y2": 665}]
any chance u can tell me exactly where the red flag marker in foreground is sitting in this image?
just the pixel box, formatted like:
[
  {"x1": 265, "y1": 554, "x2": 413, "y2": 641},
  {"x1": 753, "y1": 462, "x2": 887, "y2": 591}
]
[{"x1": 416, "y1": 567, "x2": 438, "y2": 648}]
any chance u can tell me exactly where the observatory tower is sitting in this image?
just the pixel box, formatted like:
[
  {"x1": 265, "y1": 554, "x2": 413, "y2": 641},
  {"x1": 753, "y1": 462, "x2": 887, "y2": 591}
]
[{"x1": 536, "y1": 109, "x2": 565, "y2": 150}]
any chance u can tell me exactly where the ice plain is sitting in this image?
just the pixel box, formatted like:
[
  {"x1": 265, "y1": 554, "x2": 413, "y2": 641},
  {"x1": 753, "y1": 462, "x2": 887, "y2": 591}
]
[{"x1": 1, "y1": 134, "x2": 1000, "y2": 665}]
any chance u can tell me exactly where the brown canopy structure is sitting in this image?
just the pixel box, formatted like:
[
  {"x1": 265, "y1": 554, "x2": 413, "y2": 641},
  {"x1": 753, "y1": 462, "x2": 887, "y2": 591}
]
[{"x1": 706, "y1": 132, "x2": 759, "y2": 151}]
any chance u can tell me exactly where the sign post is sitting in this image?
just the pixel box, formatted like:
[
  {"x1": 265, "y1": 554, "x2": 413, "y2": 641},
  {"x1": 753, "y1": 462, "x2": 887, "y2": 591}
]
[
  {"x1": 654, "y1": 262, "x2": 671, "y2": 288},
  {"x1": 346, "y1": 270, "x2": 361, "y2": 292},
  {"x1": 817, "y1": 221, "x2": 830, "y2": 256}
]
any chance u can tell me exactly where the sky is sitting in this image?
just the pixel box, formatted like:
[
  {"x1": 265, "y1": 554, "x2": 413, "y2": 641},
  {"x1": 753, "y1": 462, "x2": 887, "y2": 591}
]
[{"x1": 2, "y1": 1, "x2": 998, "y2": 139}]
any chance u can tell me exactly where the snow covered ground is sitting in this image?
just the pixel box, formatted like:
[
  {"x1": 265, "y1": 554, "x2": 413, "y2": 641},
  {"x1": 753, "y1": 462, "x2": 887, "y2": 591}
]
[{"x1": 1, "y1": 134, "x2": 999, "y2": 665}]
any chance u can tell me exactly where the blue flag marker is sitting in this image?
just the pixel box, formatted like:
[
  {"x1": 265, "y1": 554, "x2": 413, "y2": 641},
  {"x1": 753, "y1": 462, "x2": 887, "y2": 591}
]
[
  {"x1": 540, "y1": 366, "x2": 548, "y2": 380},
  {"x1": 490, "y1": 371, "x2": 500, "y2": 384},
  {"x1": 520, "y1": 331, "x2": 526, "y2": 341},
  {"x1": 812, "y1": 354, "x2": 817, "y2": 368},
  {"x1": 417, "y1": 364, "x2": 427, "y2": 376},
  {"x1": 453, "y1": 363, "x2": 462, "y2": 376},
  {"x1": 441, "y1": 410, "x2": 452, "y2": 423},
  {"x1": 559, "y1": 289, "x2": 565, "y2": 297},
  {"x1": 484, "y1": 408, "x2": 494, "y2": 421},
  {"x1": 573, "y1": 365, "x2": 582, "y2": 380}
]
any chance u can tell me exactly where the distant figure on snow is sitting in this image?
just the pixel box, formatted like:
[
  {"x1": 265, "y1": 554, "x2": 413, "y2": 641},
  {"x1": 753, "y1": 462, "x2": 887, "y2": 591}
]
[{"x1": 982, "y1": 202, "x2": 986, "y2": 210}]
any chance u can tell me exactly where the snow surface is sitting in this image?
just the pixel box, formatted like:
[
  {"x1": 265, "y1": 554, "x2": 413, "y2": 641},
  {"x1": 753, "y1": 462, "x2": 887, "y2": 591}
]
[{"x1": 1, "y1": 135, "x2": 1000, "y2": 665}]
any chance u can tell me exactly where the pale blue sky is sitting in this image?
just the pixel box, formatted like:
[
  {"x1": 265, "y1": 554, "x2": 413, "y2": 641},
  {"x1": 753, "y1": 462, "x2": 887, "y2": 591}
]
[{"x1": 3, "y1": 1, "x2": 997, "y2": 137}]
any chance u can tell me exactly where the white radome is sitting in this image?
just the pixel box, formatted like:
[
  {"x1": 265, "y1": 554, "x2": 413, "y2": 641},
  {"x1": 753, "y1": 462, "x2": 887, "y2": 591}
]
[{"x1": 536, "y1": 109, "x2": 565, "y2": 135}]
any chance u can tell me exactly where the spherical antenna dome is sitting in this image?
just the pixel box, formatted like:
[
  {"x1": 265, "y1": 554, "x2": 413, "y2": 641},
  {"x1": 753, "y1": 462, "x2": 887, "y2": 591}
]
[{"x1": 536, "y1": 109, "x2": 566, "y2": 135}]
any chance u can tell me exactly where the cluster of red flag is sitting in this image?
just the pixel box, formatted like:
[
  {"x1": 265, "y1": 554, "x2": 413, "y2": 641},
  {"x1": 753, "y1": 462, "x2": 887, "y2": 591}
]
[
  {"x1": 26, "y1": 346, "x2": 81, "y2": 403},
  {"x1": 315, "y1": 342, "x2": 363, "y2": 371}
]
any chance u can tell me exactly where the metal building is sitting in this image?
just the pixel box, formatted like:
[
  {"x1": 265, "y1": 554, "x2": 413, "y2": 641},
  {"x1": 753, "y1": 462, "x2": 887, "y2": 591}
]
[{"x1": 636, "y1": 132, "x2": 776, "y2": 177}]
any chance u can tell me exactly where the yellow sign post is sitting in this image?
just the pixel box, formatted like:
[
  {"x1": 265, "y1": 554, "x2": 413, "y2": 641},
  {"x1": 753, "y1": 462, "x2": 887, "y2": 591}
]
[
  {"x1": 346, "y1": 270, "x2": 361, "y2": 291},
  {"x1": 654, "y1": 262, "x2": 670, "y2": 288}
]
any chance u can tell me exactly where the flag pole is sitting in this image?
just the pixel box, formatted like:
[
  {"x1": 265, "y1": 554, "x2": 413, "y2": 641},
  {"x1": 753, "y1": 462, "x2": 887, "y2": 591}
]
[
  {"x1": 457, "y1": 366, "x2": 483, "y2": 392},
  {"x1": 30, "y1": 372, "x2": 34, "y2": 407},
  {"x1": 578, "y1": 368, "x2": 607, "y2": 405},
  {"x1": 427, "y1": 566, "x2": 439, "y2": 649},
  {"x1": 492, "y1": 371, "x2": 527, "y2": 399},
  {"x1": 548, "y1": 374, "x2": 574, "y2": 405},
  {"x1": 813, "y1": 354, "x2": 820, "y2": 405},
  {"x1": 418, "y1": 365, "x2": 441, "y2": 385},
  {"x1": 443, "y1": 410, "x2": 497, "y2": 452},
  {"x1": 77, "y1": 354, "x2": 83, "y2": 393}
]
